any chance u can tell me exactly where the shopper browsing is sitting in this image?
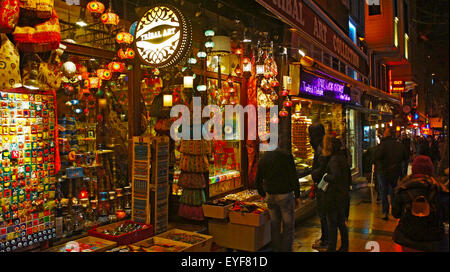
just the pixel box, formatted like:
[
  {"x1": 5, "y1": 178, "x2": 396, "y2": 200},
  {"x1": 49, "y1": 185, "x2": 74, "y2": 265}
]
[{"x1": 255, "y1": 144, "x2": 301, "y2": 252}]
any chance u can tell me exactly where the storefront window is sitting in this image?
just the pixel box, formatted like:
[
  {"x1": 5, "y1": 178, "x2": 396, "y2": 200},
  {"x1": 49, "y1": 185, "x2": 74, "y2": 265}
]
[{"x1": 346, "y1": 109, "x2": 357, "y2": 170}]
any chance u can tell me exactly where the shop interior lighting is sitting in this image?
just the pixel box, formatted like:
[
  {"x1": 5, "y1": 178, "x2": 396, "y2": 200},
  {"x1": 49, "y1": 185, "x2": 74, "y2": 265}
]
[
  {"x1": 205, "y1": 29, "x2": 215, "y2": 37},
  {"x1": 76, "y1": 19, "x2": 88, "y2": 27},
  {"x1": 197, "y1": 51, "x2": 207, "y2": 58},
  {"x1": 298, "y1": 49, "x2": 306, "y2": 57},
  {"x1": 197, "y1": 85, "x2": 207, "y2": 92}
]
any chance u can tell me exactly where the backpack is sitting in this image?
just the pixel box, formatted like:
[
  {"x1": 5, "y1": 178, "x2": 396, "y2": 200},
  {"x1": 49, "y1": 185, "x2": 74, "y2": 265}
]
[
  {"x1": 406, "y1": 190, "x2": 435, "y2": 217},
  {"x1": 400, "y1": 187, "x2": 442, "y2": 241}
]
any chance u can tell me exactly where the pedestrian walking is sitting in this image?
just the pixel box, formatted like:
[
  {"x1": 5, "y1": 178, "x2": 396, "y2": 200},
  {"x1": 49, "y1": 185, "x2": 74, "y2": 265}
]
[
  {"x1": 400, "y1": 134, "x2": 412, "y2": 178},
  {"x1": 392, "y1": 155, "x2": 449, "y2": 252},
  {"x1": 255, "y1": 144, "x2": 301, "y2": 252},
  {"x1": 311, "y1": 133, "x2": 331, "y2": 250},
  {"x1": 374, "y1": 127, "x2": 408, "y2": 220},
  {"x1": 428, "y1": 135, "x2": 441, "y2": 173},
  {"x1": 321, "y1": 137, "x2": 352, "y2": 252}
]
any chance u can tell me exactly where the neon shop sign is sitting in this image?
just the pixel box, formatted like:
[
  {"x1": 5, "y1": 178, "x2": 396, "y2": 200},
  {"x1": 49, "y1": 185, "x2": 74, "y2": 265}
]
[
  {"x1": 135, "y1": 4, "x2": 192, "y2": 68},
  {"x1": 300, "y1": 71, "x2": 351, "y2": 102}
]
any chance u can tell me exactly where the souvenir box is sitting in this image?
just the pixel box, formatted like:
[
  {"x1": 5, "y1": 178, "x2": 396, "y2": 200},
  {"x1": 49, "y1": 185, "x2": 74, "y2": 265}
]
[
  {"x1": 117, "y1": 236, "x2": 191, "y2": 252},
  {"x1": 48, "y1": 236, "x2": 117, "y2": 252},
  {"x1": 87, "y1": 220, "x2": 153, "y2": 246},
  {"x1": 156, "y1": 228, "x2": 213, "y2": 252}
]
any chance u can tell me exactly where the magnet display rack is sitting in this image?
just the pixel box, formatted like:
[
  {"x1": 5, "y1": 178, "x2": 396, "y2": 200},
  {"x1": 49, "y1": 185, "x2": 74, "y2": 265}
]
[
  {"x1": 149, "y1": 136, "x2": 169, "y2": 235},
  {"x1": 0, "y1": 89, "x2": 57, "y2": 252},
  {"x1": 131, "y1": 137, "x2": 152, "y2": 224},
  {"x1": 131, "y1": 136, "x2": 169, "y2": 235}
]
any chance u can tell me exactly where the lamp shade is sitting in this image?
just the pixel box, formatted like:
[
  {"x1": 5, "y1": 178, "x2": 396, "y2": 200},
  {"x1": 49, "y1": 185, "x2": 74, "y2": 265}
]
[
  {"x1": 84, "y1": 77, "x2": 102, "y2": 89},
  {"x1": 87, "y1": 1, "x2": 105, "y2": 15},
  {"x1": 211, "y1": 36, "x2": 231, "y2": 56},
  {"x1": 116, "y1": 32, "x2": 133, "y2": 45},
  {"x1": 101, "y1": 10, "x2": 119, "y2": 26},
  {"x1": 96, "y1": 69, "x2": 112, "y2": 80},
  {"x1": 118, "y1": 48, "x2": 135, "y2": 60},
  {"x1": 163, "y1": 94, "x2": 173, "y2": 107},
  {"x1": 108, "y1": 61, "x2": 125, "y2": 73},
  {"x1": 183, "y1": 75, "x2": 194, "y2": 88}
]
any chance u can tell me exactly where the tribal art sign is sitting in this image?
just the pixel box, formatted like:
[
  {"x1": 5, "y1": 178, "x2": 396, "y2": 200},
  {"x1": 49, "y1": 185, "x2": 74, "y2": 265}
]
[{"x1": 135, "y1": 4, "x2": 192, "y2": 68}]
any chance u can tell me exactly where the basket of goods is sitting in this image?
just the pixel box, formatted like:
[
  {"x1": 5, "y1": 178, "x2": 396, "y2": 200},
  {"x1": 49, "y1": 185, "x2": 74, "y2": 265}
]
[
  {"x1": 156, "y1": 229, "x2": 213, "y2": 252},
  {"x1": 88, "y1": 220, "x2": 154, "y2": 245},
  {"x1": 202, "y1": 198, "x2": 235, "y2": 219},
  {"x1": 228, "y1": 201, "x2": 270, "y2": 227}
]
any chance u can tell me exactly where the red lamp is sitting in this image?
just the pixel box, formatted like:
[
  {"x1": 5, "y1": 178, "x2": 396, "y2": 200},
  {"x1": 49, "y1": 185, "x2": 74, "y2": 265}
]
[
  {"x1": 87, "y1": 1, "x2": 105, "y2": 17},
  {"x1": 108, "y1": 61, "x2": 125, "y2": 73},
  {"x1": 96, "y1": 69, "x2": 112, "y2": 80},
  {"x1": 283, "y1": 99, "x2": 293, "y2": 107},
  {"x1": 118, "y1": 48, "x2": 135, "y2": 60},
  {"x1": 116, "y1": 32, "x2": 133, "y2": 45},
  {"x1": 84, "y1": 76, "x2": 102, "y2": 89},
  {"x1": 235, "y1": 48, "x2": 243, "y2": 55},
  {"x1": 279, "y1": 108, "x2": 289, "y2": 117},
  {"x1": 101, "y1": 9, "x2": 119, "y2": 26},
  {"x1": 279, "y1": 89, "x2": 289, "y2": 96}
]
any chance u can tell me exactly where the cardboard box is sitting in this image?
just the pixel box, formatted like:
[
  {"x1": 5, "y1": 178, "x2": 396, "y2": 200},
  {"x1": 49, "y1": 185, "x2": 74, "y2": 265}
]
[
  {"x1": 208, "y1": 220, "x2": 271, "y2": 252},
  {"x1": 228, "y1": 210, "x2": 270, "y2": 227},
  {"x1": 202, "y1": 203, "x2": 233, "y2": 219},
  {"x1": 156, "y1": 228, "x2": 213, "y2": 252}
]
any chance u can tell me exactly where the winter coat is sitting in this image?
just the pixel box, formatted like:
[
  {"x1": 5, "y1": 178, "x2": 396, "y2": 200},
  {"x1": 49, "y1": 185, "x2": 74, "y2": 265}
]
[
  {"x1": 392, "y1": 174, "x2": 449, "y2": 251},
  {"x1": 308, "y1": 123, "x2": 325, "y2": 150},
  {"x1": 311, "y1": 145, "x2": 330, "y2": 215},
  {"x1": 323, "y1": 150, "x2": 352, "y2": 213},
  {"x1": 374, "y1": 136, "x2": 408, "y2": 176}
]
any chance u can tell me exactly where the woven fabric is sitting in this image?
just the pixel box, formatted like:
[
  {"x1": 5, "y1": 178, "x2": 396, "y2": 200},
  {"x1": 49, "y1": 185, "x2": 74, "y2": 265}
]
[
  {"x1": 178, "y1": 203, "x2": 204, "y2": 221},
  {"x1": 19, "y1": 0, "x2": 53, "y2": 18},
  {"x1": 177, "y1": 172, "x2": 206, "y2": 189},
  {"x1": 13, "y1": 9, "x2": 60, "y2": 52},
  {"x1": 0, "y1": 0, "x2": 19, "y2": 31},
  {"x1": 0, "y1": 34, "x2": 22, "y2": 89},
  {"x1": 180, "y1": 154, "x2": 209, "y2": 173},
  {"x1": 179, "y1": 188, "x2": 206, "y2": 206}
]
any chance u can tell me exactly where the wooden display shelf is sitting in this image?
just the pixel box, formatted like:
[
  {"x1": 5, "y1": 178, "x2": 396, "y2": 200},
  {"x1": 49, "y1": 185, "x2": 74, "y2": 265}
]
[{"x1": 47, "y1": 236, "x2": 117, "y2": 252}]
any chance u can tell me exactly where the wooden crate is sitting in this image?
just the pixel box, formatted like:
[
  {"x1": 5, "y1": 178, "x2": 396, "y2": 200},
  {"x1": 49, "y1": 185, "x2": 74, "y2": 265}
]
[
  {"x1": 87, "y1": 220, "x2": 154, "y2": 245},
  {"x1": 208, "y1": 220, "x2": 271, "y2": 252},
  {"x1": 202, "y1": 203, "x2": 233, "y2": 219},
  {"x1": 130, "y1": 236, "x2": 191, "y2": 252},
  {"x1": 48, "y1": 236, "x2": 117, "y2": 252},
  {"x1": 156, "y1": 228, "x2": 213, "y2": 252},
  {"x1": 228, "y1": 210, "x2": 270, "y2": 227}
]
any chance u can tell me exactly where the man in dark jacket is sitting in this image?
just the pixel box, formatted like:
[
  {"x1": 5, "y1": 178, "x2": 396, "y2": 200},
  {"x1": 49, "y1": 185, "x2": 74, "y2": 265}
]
[
  {"x1": 255, "y1": 147, "x2": 301, "y2": 252},
  {"x1": 374, "y1": 127, "x2": 408, "y2": 220},
  {"x1": 322, "y1": 137, "x2": 352, "y2": 252},
  {"x1": 392, "y1": 155, "x2": 449, "y2": 252},
  {"x1": 400, "y1": 134, "x2": 412, "y2": 178},
  {"x1": 309, "y1": 123, "x2": 329, "y2": 250}
]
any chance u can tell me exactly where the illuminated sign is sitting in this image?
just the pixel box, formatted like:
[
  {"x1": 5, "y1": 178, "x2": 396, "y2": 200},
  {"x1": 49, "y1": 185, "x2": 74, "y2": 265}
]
[
  {"x1": 135, "y1": 4, "x2": 192, "y2": 68},
  {"x1": 391, "y1": 80, "x2": 405, "y2": 92},
  {"x1": 299, "y1": 70, "x2": 351, "y2": 102}
]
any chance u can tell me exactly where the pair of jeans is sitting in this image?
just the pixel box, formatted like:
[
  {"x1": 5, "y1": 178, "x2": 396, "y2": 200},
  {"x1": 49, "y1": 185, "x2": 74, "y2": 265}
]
[
  {"x1": 377, "y1": 171, "x2": 398, "y2": 216},
  {"x1": 326, "y1": 206, "x2": 349, "y2": 252},
  {"x1": 266, "y1": 192, "x2": 295, "y2": 252}
]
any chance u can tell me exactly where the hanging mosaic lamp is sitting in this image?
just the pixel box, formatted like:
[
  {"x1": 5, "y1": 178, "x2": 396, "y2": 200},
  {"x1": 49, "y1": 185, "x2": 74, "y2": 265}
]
[
  {"x1": 279, "y1": 89, "x2": 289, "y2": 96},
  {"x1": 279, "y1": 108, "x2": 289, "y2": 117},
  {"x1": 87, "y1": 1, "x2": 105, "y2": 18},
  {"x1": 283, "y1": 98, "x2": 293, "y2": 107},
  {"x1": 96, "y1": 69, "x2": 112, "y2": 80},
  {"x1": 118, "y1": 48, "x2": 135, "y2": 60},
  {"x1": 101, "y1": 9, "x2": 119, "y2": 26},
  {"x1": 108, "y1": 61, "x2": 125, "y2": 73},
  {"x1": 197, "y1": 51, "x2": 207, "y2": 59},
  {"x1": 116, "y1": 31, "x2": 133, "y2": 45},
  {"x1": 204, "y1": 29, "x2": 215, "y2": 37},
  {"x1": 234, "y1": 64, "x2": 242, "y2": 77},
  {"x1": 235, "y1": 47, "x2": 243, "y2": 55},
  {"x1": 84, "y1": 76, "x2": 102, "y2": 89}
]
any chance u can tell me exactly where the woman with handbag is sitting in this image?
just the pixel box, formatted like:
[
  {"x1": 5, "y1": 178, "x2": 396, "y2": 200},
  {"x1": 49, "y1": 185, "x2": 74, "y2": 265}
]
[{"x1": 321, "y1": 137, "x2": 352, "y2": 252}]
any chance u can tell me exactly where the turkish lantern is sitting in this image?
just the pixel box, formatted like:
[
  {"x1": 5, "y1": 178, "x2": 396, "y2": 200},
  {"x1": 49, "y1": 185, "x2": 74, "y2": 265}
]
[
  {"x1": 283, "y1": 99, "x2": 293, "y2": 107},
  {"x1": 87, "y1": 1, "x2": 105, "y2": 17},
  {"x1": 279, "y1": 89, "x2": 289, "y2": 96},
  {"x1": 108, "y1": 61, "x2": 125, "y2": 73},
  {"x1": 279, "y1": 107, "x2": 289, "y2": 117},
  {"x1": 116, "y1": 32, "x2": 133, "y2": 45},
  {"x1": 235, "y1": 48, "x2": 243, "y2": 55},
  {"x1": 96, "y1": 69, "x2": 112, "y2": 80},
  {"x1": 118, "y1": 48, "x2": 135, "y2": 60},
  {"x1": 101, "y1": 10, "x2": 119, "y2": 26},
  {"x1": 84, "y1": 77, "x2": 102, "y2": 89}
]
